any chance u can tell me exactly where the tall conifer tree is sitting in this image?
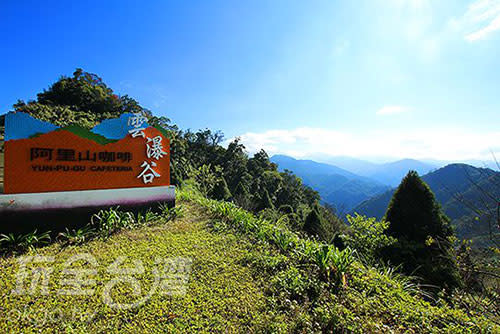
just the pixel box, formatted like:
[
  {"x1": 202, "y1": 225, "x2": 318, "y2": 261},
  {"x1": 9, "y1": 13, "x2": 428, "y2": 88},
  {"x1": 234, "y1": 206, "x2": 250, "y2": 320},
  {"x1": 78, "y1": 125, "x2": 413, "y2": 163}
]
[
  {"x1": 303, "y1": 204, "x2": 324, "y2": 238},
  {"x1": 212, "y1": 177, "x2": 232, "y2": 201},
  {"x1": 383, "y1": 171, "x2": 462, "y2": 289}
]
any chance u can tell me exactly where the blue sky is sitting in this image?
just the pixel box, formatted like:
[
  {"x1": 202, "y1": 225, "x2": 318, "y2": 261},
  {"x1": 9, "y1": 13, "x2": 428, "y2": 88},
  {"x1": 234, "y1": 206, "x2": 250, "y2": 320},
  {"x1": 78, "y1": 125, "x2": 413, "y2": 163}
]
[{"x1": 1, "y1": 0, "x2": 499, "y2": 162}]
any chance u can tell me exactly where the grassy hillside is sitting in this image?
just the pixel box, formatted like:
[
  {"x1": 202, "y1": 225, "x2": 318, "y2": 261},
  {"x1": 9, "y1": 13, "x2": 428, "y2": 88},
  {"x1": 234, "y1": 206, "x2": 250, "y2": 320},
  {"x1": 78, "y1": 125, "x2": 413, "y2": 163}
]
[
  {"x1": 0, "y1": 202, "x2": 272, "y2": 332},
  {"x1": 1, "y1": 190, "x2": 497, "y2": 332}
]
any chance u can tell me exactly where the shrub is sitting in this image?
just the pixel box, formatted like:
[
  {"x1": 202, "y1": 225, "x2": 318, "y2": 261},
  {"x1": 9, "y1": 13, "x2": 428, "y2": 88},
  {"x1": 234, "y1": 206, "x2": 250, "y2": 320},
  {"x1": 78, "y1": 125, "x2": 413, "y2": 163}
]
[
  {"x1": 211, "y1": 176, "x2": 232, "y2": 201},
  {"x1": 303, "y1": 205, "x2": 323, "y2": 238},
  {"x1": 0, "y1": 233, "x2": 25, "y2": 252},
  {"x1": 270, "y1": 228, "x2": 296, "y2": 252},
  {"x1": 136, "y1": 208, "x2": 160, "y2": 225},
  {"x1": 188, "y1": 164, "x2": 220, "y2": 197},
  {"x1": 159, "y1": 203, "x2": 184, "y2": 220},
  {"x1": 344, "y1": 213, "x2": 396, "y2": 264},
  {"x1": 312, "y1": 244, "x2": 355, "y2": 286},
  {"x1": 278, "y1": 205, "x2": 294, "y2": 214},
  {"x1": 256, "y1": 189, "x2": 274, "y2": 211},
  {"x1": 295, "y1": 239, "x2": 318, "y2": 262},
  {"x1": 258, "y1": 208, "x2": 282, "y2": 223}
]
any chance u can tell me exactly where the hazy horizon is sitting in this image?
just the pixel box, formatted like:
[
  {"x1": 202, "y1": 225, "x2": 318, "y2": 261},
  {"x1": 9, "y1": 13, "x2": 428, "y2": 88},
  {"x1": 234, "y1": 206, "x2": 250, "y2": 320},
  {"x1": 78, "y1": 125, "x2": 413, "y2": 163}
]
[{"x1": 268, "y1": 152, "x2": 498, "y2": 169}]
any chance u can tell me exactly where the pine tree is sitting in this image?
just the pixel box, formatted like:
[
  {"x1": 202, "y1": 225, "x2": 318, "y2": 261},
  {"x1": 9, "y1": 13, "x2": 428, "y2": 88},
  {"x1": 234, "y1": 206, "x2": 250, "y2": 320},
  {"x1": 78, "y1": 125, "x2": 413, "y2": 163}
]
[
  {"x1": 234, "y1": 180, "x2": 249, "y2": 198},
  {"x1": 257, "y1": 189, "x2": 274, "y2": 211},
  {"x1": 383, "y1": 171, "x2": 462, "y2": 290},
  {"x1": 211, "y1": 177, "x2": 232, "y2": 201},
  {"x1": 303, "y1": 204, "x2": 324, "y2": 238},
  {"x1": 278, "y1": 204, "x2": 294, "y2": 214},
  {"x1": 233, "y1": 180, "x2": 253, "y2": 210}
]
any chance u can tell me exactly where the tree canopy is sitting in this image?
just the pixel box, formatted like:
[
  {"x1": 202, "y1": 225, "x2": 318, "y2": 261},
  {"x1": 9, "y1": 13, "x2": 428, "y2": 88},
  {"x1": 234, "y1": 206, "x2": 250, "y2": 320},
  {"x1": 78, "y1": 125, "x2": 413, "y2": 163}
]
[{"x1": 12, "y1": 68, "x2": 151, "y2": 128}]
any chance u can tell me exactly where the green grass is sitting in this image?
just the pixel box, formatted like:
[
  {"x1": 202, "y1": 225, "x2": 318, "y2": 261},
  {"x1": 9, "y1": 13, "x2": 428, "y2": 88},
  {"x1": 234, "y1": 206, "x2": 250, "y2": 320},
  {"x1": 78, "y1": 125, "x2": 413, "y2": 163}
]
[
  {"x1": 181, "y1": 188, "x2": 499, "y2": 333},
  {"x1": 57, "y1": 125, "x2": 118, "y2": 145},
  {"x1": 0, "y1": 202, "x2": 274, "y2": 333},
  {"x1": 1, "y1": 191, "x2": 498, "y2": 333}
]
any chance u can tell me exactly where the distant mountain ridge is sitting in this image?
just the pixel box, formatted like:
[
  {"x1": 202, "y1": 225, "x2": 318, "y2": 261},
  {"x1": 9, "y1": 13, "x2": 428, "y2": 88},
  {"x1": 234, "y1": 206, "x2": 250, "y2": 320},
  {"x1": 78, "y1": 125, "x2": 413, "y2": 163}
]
[
  {"x1": 320, "y1": 156, "x2": 437, "y2": 186},
  {"x1": 366, "y1": 159, "x2": 437, "y2": 186},
  {"x1": 270, "y1": 155, "x2": 390, "y2": 212},
  {"x1": 271, "y1": 155, "x2": 359, "y2": 179}
]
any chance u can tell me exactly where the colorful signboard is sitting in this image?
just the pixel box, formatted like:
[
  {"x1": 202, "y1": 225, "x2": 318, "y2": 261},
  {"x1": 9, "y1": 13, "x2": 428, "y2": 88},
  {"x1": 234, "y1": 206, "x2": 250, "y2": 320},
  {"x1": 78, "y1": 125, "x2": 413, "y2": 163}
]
[{"x1": 3, "y1": 112, "x2": 170, "y2": 194}]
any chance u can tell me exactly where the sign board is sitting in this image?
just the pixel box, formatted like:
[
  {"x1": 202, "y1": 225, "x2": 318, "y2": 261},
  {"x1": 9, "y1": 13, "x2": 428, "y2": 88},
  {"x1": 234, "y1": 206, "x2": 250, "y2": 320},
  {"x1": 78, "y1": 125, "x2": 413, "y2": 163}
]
[{"x1": 3, "y1": 112, "x2": 170, "y2": 194}]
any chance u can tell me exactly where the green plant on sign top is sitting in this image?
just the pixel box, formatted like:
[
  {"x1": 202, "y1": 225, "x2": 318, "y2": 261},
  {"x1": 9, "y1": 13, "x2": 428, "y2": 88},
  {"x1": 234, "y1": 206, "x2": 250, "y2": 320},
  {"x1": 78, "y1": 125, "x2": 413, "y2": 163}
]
[{"x1": 56, "y1": 125, "x2": 118, "y2": 144}]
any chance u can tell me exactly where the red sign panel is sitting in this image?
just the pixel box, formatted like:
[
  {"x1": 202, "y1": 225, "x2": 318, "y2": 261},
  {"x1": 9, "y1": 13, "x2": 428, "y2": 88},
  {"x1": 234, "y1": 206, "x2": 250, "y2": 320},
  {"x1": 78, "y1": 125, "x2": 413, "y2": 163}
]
[{"x1": 4, "y1": 113, "x2": 170, "y2": 194}]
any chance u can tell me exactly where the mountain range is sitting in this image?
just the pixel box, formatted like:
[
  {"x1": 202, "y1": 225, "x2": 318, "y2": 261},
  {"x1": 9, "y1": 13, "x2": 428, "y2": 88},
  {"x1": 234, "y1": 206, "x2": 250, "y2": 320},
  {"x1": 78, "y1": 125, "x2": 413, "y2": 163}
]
[
  {"x1": 271, "y1": 155, "x2": 499, "y2": 245},
  {"x1": 314, "y1": 156, "x2": 437, "y2": 186},
  {"x1": 353, "y1": 163, "x2": 500, "y2": 243},
  {"x1": 270, "y1": 154, "x2": 441, "y2": 211},
  {"x1": 270, "y1": 155, "x2": 390, "y2": 212}
]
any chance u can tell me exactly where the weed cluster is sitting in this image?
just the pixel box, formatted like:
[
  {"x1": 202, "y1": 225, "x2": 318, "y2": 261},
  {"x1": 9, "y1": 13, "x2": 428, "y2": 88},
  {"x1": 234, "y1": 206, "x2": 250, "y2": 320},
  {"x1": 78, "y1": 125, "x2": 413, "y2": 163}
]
[
  {"x1": 0, "y1": 230, "x2": 51, "y2": 252},
  {"x1": 0, "y1": 204, "x2": 183, "y2": 254}
]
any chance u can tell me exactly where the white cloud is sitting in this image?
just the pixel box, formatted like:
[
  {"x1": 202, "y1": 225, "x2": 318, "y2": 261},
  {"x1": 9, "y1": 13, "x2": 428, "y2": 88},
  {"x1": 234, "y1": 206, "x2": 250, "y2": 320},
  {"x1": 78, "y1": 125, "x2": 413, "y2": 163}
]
[
  {"x1": 231, "y1": 127, "x2": 500, "y2": 162},
  {"x1": 465, "y1": 14, "x2": 500, "y2": 40},
  {"x1": 376, "y1": 105, "x2": 411, "y2": 115},
  {"x1": 462, "y1": 0, "x2": 500, "y2": 41}
]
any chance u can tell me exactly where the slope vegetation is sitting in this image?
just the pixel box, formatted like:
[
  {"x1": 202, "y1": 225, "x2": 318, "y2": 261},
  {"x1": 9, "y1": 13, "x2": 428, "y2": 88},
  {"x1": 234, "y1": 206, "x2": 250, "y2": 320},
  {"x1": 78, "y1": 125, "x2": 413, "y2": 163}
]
[{"x1": 1, "y1": 191, "x2": 496, "y2": 333}]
